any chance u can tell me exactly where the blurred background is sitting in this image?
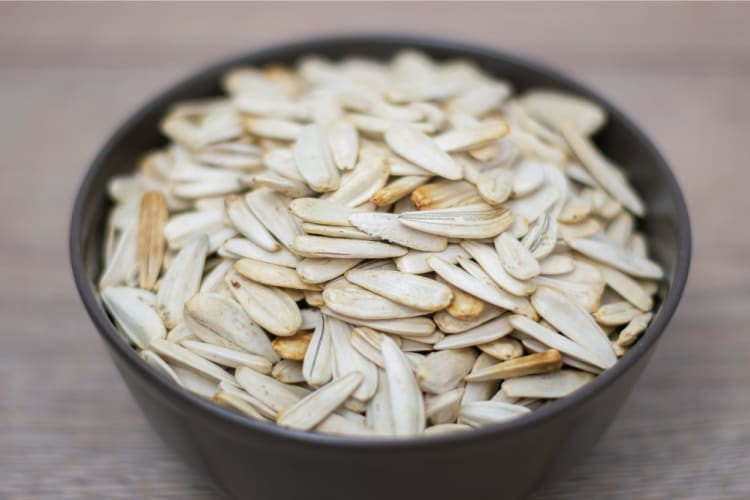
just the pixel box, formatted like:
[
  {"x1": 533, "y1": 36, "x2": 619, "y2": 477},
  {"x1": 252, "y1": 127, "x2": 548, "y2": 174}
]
[{"x1": 2, "y1": 2, "x2": 748, "y2": 499}]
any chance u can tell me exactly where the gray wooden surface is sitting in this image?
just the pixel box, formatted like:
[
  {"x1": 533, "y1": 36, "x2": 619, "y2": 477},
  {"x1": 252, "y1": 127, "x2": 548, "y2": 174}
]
[{"x1": 1, "y1": 3, "x2": 749, "y2": 499}]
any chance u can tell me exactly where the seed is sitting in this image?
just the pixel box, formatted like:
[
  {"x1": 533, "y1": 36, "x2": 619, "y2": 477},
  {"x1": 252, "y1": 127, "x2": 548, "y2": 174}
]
[
  {"x1": 464, "y1": 350, "x2": 563, "y2": 382},
  {"x1": 99, "y1": 50, "x2": 662, "y2": 438},
  {"x1": 272, "y1": 332, "x2": 313, "y2": 361},
  {"x1": 136, "y1": 191, "x2": 168, "y2": 290}
]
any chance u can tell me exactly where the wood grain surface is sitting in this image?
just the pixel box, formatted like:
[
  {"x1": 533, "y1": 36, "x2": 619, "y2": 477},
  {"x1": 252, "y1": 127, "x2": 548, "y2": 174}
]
[{"x1": 1, "y1": 2, "x2": 748, "y2": 499}]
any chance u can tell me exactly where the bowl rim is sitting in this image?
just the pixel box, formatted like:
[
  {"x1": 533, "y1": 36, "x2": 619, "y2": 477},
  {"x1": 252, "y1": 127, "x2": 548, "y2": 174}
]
[{"x1": 69, "y1": 34, "x2": 691, "y2": 449}]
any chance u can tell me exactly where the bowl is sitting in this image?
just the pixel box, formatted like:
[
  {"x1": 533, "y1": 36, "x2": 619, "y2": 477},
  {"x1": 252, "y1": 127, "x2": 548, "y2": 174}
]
[{"x1": 70, "y1": 35, "x2": 691, "y2": 500}]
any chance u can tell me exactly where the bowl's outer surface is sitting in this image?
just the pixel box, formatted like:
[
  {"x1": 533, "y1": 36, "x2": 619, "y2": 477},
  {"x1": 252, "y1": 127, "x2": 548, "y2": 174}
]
[{"x1": 70, "y1": 36, "x2": 691, "y2": 500}]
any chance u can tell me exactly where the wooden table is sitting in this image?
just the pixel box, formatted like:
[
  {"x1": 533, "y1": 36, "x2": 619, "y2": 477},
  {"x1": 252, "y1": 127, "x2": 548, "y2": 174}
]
[{"x1": 2, "y1": 3, "x2": 748, "y2": 498}]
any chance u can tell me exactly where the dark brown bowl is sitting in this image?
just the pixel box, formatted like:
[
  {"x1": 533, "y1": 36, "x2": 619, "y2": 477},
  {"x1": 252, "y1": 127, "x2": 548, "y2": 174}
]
[{"x1": 70, "y1": 36, "x2": 691, "y2": 500}]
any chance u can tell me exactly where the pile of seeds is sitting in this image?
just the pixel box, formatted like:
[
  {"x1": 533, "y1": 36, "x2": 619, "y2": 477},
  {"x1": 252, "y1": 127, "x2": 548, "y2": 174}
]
[{"x1": 99, "y1": 50, "x2": 662, "y2": 437}]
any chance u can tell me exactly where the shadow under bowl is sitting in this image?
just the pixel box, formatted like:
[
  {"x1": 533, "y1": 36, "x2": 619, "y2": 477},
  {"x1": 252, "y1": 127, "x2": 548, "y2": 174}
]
[{"x1": 70, "y1": 35, "x2": 691, "y2": 500}]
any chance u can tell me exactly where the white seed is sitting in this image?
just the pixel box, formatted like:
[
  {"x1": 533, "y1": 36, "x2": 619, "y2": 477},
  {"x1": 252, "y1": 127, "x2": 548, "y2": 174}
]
[
  {"x1": 494, "y1": 232, "x2": 541, "y2": 280},
  {"x1": 245, "y1": 188, "x2": 302, "y2": 248},
  {"x1": 501, "y1": 369, "x2": 595, "y2": 399},
  {"x1": 562, "y1": 122, "x2": 644, "y2": 216},
  {"x1": 326, "y1": 151, "x2": 389, "y2": 207},
  {"x1": 322, "y1": 307, "x2": 436, "y2": 338},
  {"x1": 101, "y1": 287, "x2": 166, "y2": 349},
  {"x1": 532, "y1": 286, "x2": 617, "y2": 369},
  {"x1": 415, "y1": 349, "x2": 476, "y2": 394},
  {"x1": 235, "y1": 366, "x2": 309, "y2": 413},
  {"x1": 350, "y1": 212, "x2": 448, "y2": 252},
  {"x1": 184, "y1": 292, "x2": 278, "y2": 362},
  {"x1": 434, "y1": 121, "x2": 508, "y2": 153},
  {"x1": 234, "y1": 258, "x2": 320, "y2": 291},
  {"x1": 615, "y1": 312, "x2": 653, "y2": 349},
  {"x1": 245, "y1": 118, "x2": 303, "y2": 141},
  {"x1": 394, "y1": 245, "x2": 469, "y2": 274},
  {"x1": 290, "y1": 235, "x2": 407, "y2": 259},
  {"x1": 569, "y1": 238, "x2": 663, "y2": 279},
  {"x1": 220, "y1": 238, "x2": 299, "y2": 267},
  {"x1": 385, "y1": 124, "x2": 463, "y2": 180},
  {"x1": 509, "y1": 314, "x2": 610, "y2": 370},
  {"x1": 399, "y1": 205, "x2": 514, "y2": 239},
  {"x1": 476, "y1": 167, "x2": 514, "y2": 205},
  {"x1": 425, "y1": 387, "x2": 464, "y2": 425},
  {"x1": 156, "y1": 236, "x2": 208, "y2": 329},
  {"x1": 182, "y1": 340, "x2": 273, "y2": 372},
  {"x1": 519, "y1": 90, "x2": 606, "y2": 136},
  {"x1": 327, "y1": 119, "x2": 359, "y2": 170},
  {"x1": 434, "y1": 315, "x2": 513, "y2": 350},
  {"x1": 150, "y1": 339, "x2": 234, "y2": 384},
  {"x1": 272, "y1": 360, "x2": 306, "y2": 384},
  {"x1": 300, "y1": 222, "x2": 377, "y2": 240},
  {"x1": 297, "y1": 257, "x2": 361, "y2": 284},
  {"x1": 302, "y1": 315, "x2": 333, "y2": 386},
  {"x1": 381, "y1": 335, "x2": 425, "y2": 436},
  {"x1": 323, "y1": 279, "x2": 425, "y2": 320},
  {"x1": 345, "y1": 269, "x2": 453, "y2": 312},
  {"x1": 458, "y1": 400, "x2": 531, "y2": 427},
  {"x1": 434, "y1": 306, "x2": 503, "y2": 334},
  {"x1": 429, "y1": 254, "x2": 536, "y2": 317},
  {"x1": 328, "y1": 317, "x2": 378, "y2": 401},
  {"x1": 225, "y1": 269, "x2": 301, "y2": 337},
  {"x1": 140, "y1": 350, "x2": 182, "y2": 386},
  {"x1": 277, "y1": 372, "x2": 363, "y2": 430},
  {"x1": 539, "y1": 254, "x2": 575, "y2": 276},
  {"x1": 367, "y1": 369, "x2": 395, "y2": 436}
]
